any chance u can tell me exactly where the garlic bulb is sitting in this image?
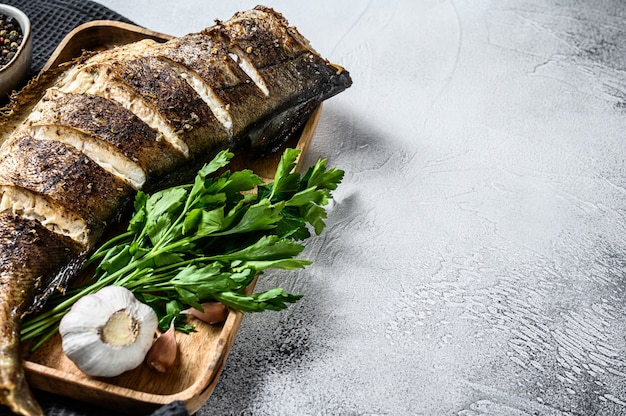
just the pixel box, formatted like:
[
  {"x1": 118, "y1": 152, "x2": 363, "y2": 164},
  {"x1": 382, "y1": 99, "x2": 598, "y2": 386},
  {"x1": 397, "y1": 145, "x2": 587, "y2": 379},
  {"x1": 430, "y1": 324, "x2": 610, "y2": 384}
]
[{"x1": 59, "y1": 285, "x2": 158, "y2": 377}]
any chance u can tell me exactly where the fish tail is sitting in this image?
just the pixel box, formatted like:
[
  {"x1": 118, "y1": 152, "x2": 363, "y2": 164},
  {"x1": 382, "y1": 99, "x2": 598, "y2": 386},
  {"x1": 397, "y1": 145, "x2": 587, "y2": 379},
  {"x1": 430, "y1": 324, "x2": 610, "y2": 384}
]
[
  {"x1": 0, "y1": 213, "x2": 82, "y2": 415},
  {"x1": 0, "y1": 214, "x2": 43, "y2": 415},
  {"x1": 0, "y1": 317, "x2": 43, "y2": 416}
]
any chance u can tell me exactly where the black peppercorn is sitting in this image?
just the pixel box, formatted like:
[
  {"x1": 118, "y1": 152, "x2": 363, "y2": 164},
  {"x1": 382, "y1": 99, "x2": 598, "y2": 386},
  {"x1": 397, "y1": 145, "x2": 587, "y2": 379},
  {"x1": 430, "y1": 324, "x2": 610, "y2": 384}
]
[{"x1": 0, "y1": 14, "x2": 23, "y2": 68}]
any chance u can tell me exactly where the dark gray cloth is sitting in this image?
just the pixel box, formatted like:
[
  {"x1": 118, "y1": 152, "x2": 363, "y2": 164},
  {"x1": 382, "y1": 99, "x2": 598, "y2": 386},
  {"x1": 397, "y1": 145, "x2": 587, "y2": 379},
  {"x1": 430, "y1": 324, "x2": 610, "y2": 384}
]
[
  {"x1": 37, "y1": 394, "x2": 189, "y2": 416},
  {"x1": 3, "y1": 0, "x2": 133, "y2": 77}
]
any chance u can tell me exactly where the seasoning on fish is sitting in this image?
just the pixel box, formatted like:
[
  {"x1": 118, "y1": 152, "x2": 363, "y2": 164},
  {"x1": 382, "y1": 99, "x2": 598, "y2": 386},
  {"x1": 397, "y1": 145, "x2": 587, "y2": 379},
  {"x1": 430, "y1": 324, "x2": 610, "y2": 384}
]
[{"x1": 0, "y1": 6, "x2": 351, "y2": 415}]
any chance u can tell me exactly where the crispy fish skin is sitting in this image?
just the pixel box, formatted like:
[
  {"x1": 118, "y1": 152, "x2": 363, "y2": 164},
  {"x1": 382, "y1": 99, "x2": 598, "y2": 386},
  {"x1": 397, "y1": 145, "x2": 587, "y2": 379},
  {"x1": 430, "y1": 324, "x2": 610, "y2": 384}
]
[
  {"x1": 0, "y1": 6, "x2": 351, "y2": 415},
  {"x1": 0, "y1": 135, "x2": 135, "y2": 245},
  {"x1": 26, "y1": 89, "x2": 186, "y2": 185},
  {"x1": 111, "y1": 55, "x2": 229, "y2": 157},
  {"x1": 0, "y1": 213, "x2": 82, "y2": 416}
]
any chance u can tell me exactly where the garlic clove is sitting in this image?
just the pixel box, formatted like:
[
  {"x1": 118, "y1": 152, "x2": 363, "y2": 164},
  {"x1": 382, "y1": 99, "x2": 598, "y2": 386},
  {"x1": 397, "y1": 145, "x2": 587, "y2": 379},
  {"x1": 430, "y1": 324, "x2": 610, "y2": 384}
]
[
  {"x1": 146, "y1": 320, "x2": 177, "y2": 372},
  {"x1": 59, "y1": 286, "x2": 158, "y2": 377},
  {"x1": 185, "y1": 302, "x2": 229, "y2": 324}
]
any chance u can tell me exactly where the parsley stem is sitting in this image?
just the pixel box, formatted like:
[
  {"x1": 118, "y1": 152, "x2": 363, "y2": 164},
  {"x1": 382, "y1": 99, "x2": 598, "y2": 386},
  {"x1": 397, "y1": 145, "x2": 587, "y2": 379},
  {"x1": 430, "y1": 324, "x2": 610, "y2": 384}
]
[
  {"x1": 83, "y1": 230, "x2": 134, "y2": 267},
  {"x1": 22, "y1": 260, "x2": 147, "y2": 333}
]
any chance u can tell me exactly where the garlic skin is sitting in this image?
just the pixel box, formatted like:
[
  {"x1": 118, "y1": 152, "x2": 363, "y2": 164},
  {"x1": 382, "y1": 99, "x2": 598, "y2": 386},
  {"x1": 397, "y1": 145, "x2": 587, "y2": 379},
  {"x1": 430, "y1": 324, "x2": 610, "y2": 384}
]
[
  {"x1": 185, "y1": 302, "x2": 229, "y2": 324},
  {"x1": 146, "y1": 320, "x2": 177, "y2": 373},
  {"x1": 59, "y1": 286, "x2": 158, "y2": 377}
]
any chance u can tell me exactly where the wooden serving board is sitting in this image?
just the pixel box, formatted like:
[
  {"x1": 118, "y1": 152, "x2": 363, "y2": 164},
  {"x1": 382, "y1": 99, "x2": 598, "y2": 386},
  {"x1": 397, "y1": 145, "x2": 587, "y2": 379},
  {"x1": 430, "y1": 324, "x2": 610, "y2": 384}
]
[{"x1": 22, "y1": 20, "x2": 321, "y2": 415}]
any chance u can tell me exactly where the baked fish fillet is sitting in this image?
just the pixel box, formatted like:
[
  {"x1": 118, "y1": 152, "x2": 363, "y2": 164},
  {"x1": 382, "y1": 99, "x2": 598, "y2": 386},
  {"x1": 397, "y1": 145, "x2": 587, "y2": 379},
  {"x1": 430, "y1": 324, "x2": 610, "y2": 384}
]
[{"x1": 0, "y1": 6, "x2": 351, "y2": 415}]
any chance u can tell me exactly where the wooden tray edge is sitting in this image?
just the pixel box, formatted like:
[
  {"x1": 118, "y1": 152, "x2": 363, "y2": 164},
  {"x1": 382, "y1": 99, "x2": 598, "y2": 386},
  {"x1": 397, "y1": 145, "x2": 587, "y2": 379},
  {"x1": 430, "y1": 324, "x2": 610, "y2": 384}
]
[{"x1": 42, "y1": 20, "x2": 173, "y2": 72}]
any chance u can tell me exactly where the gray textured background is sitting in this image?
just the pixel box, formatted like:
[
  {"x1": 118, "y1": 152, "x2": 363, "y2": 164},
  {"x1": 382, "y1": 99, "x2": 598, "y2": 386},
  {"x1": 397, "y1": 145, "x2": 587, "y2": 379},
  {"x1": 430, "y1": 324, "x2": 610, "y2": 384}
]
[{"x1": 92, "y1": 1, "x2": 626, "y2": 415}]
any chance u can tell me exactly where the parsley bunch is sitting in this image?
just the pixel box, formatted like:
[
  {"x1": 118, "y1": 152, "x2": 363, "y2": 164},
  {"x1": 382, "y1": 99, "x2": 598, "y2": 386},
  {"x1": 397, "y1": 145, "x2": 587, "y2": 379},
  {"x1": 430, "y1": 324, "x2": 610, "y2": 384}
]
[{"x1": 22, "y1": 148, "x2": 343, "y2": 349}]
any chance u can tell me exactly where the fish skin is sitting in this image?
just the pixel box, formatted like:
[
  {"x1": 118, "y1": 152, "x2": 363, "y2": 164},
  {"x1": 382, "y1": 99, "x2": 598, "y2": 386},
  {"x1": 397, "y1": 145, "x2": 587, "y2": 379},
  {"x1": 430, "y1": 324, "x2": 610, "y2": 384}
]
[
  {"x1": 0, "y1": 213, "x2": 83, "y2": 415},
  {"x1": 26, "y1": 89, "x2": 187, "y2": 184},
  {"x1": 112, "y1": 55, "x2": 229, "y2": 156},
  {"x1": 0, "y1": 6, "x2": 351, "y2": 415},
  {"x1": 0, "y1": 136, "x2": 135, "y2": 243}
]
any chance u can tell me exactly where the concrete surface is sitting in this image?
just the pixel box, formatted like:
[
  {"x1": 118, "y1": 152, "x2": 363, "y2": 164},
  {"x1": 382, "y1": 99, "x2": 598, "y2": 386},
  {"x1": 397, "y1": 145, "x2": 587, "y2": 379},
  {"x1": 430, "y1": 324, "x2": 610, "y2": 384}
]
[{"x1": 93, "y1": 1, "x2": 626, "y2": 415}]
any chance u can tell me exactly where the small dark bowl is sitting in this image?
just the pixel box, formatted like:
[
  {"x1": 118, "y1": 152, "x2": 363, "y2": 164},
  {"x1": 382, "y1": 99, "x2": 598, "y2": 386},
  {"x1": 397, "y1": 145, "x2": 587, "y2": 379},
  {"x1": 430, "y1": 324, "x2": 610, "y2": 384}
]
[{"x1": 0, "y1": 4, "x2": 32, "y2": 100}]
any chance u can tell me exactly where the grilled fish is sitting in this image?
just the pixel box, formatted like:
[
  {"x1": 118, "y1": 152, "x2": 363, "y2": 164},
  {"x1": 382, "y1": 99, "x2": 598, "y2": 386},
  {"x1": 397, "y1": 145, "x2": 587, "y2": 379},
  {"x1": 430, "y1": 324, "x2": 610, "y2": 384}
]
[{"x1": 0, "y1": 6, "x2": 351, "y2": 415}]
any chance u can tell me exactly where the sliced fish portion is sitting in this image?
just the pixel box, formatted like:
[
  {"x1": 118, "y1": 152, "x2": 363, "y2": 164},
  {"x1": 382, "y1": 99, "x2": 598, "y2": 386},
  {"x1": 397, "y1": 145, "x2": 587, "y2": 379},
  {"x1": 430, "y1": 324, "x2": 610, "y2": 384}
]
[
  {"x1": 159, "y1": 57, "x2": 234, "y2": 136},
  {"x1": 56, "y1": 64, "x2": 190, "y2": 156},
  {"x1": 24, "y1": 89, "x2": 185, "y2": 187},
  {"x1": 0, "y1": 135, "x2": 134, "y2": 246},
  {"x1": 111, "y1": 56, "x2": 229, "y2": 156}
]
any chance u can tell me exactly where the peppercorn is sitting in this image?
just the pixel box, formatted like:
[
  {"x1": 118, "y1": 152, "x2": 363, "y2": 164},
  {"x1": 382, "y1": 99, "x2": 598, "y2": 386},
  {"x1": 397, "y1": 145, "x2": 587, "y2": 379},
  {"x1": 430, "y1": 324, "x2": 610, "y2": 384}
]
[{"x1": 0, "y1": 14, "x2": 23, "y2": 68}]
